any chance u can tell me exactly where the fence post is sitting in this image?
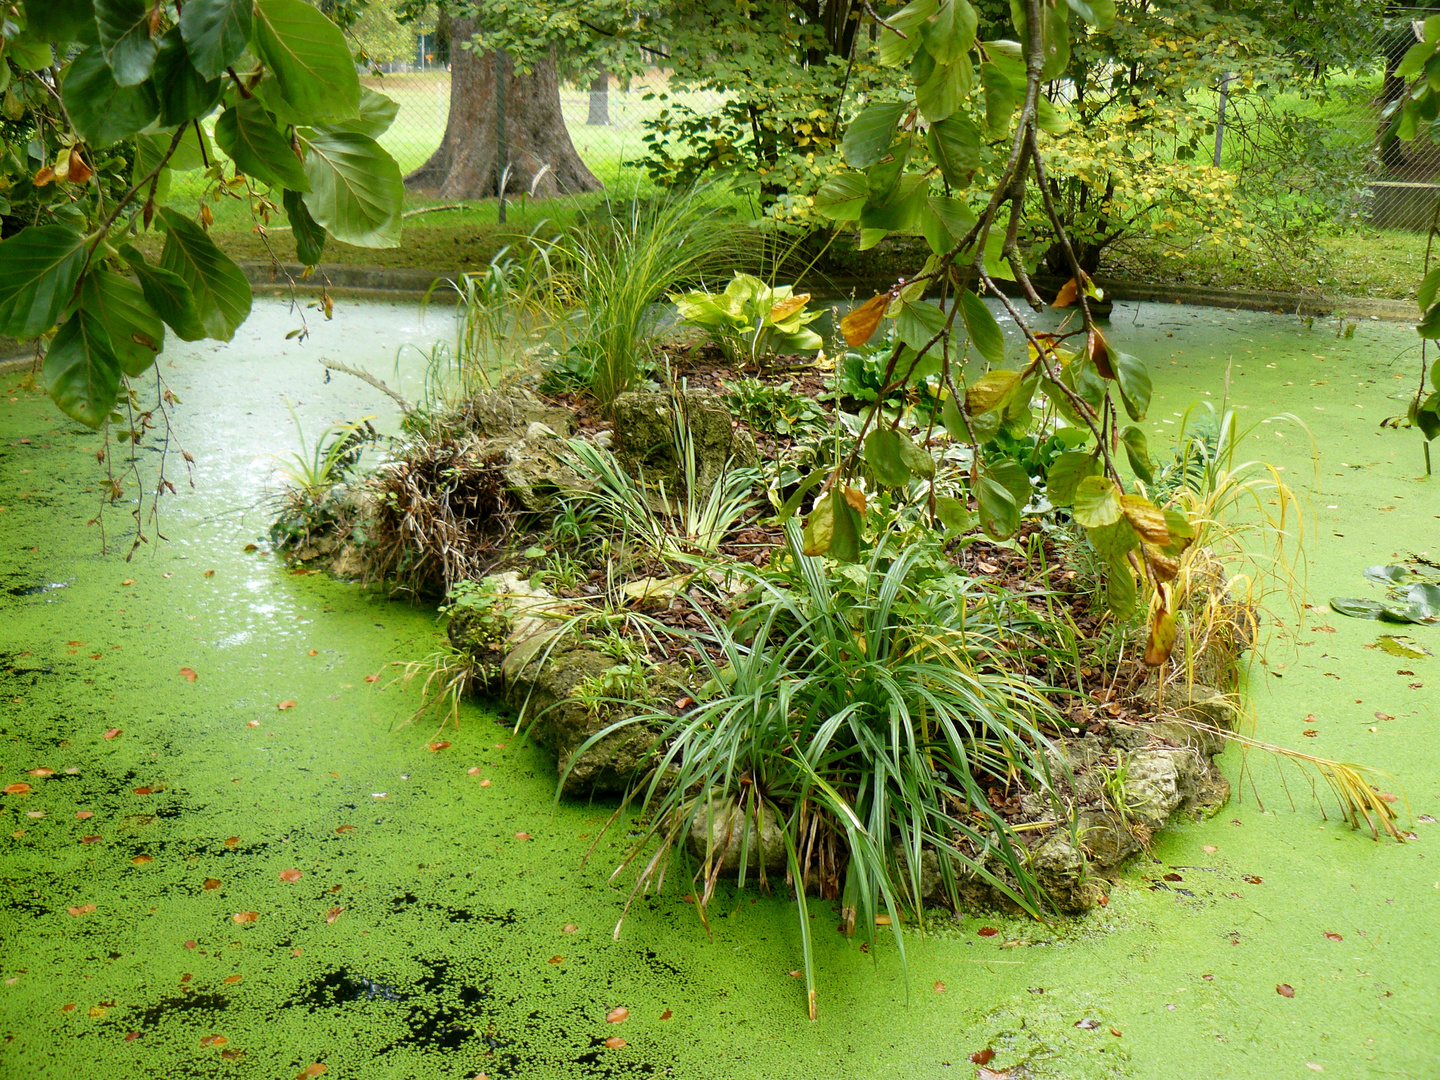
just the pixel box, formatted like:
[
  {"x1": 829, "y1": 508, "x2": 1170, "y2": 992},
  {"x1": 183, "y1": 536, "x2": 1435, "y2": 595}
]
[{"x1": 1213, "y1": 71, "x2": 1232, "y2": 167}]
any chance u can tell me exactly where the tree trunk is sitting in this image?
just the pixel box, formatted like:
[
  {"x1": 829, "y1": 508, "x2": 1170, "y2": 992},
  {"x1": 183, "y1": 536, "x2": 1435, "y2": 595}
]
[
  {"x1": 405, "y1": 24, "x2": 602, "y2": 200},
  {"x1": 587, "y1": 71, "x2": 609, "y2": 126}
]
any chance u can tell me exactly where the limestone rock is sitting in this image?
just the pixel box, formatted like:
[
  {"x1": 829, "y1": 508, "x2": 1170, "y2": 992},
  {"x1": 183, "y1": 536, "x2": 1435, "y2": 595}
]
[
  {"x1": 687, "y1": 797, "x2": 788, "y2": 875},
  {"x1": 1120, "y1": 748, "x2": 1204, "y2": 830},
  {"x1": 460, "y1": 388, "x2": 574, "y2": 439},
  {"x1": 612, "y1": 390, "x2": 754, "y2": 499}
]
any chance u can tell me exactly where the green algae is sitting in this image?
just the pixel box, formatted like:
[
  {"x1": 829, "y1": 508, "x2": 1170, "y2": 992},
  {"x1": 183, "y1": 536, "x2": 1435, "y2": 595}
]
[{"x1": 1, "y1": 300, "x2": 1437, "y2": 1079}]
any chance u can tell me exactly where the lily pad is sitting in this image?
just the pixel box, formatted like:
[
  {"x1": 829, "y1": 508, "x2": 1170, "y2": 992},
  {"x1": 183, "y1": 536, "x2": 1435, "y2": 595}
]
[
  {"x1": 1375, "y1": 635, "x2": 1432, "y2": 659},
  {"x1": 1330, "y1": 597, "x2": 1385, "y2": 620},
  {"x1": 1405, "y1": 582, "x2": 1440, "y2": 618},
  {"x1": 1363, "y1": 564, "x2": 1411, "y2": 585}
]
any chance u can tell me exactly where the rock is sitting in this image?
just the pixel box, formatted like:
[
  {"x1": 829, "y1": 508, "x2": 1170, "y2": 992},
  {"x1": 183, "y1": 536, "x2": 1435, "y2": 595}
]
[
  {"x1": 612, "y1": 390, "x2": 754, "y2": 499},
  {"x1": 1030, "y1": 830, "x2": 1098, "y2": 914},
  {"x1": 687, "y1": 797, "x2": 788, "y2": 875},
  {"x1": 488, "y1": 428, "x2": 587, "y2": 513},
  {"x1": 1120, "y1": 748, "x2": 1204, "y2": 830},
  {"x1": 1074, "y1": 809, "x2": 1144, "y2": 870},
  {"x1": 330, "y1": 542, "x2": 364, "y2": 579},
  {"x1": 460, "y1": 388, "x2": 574, "y2": 438}
]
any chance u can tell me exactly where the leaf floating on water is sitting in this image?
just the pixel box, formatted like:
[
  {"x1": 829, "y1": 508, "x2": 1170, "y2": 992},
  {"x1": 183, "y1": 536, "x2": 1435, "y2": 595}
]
[
  {"x1": 180, "y1": 667, "x2": 198, "y2": 682},
  {"x1": 279, "y1": 869, "x2": 303, "y2": 882},
  {"x1": 1276, "y1": 983, "x2": 1295, "y2": 998},
  {"x1": 223, "y1": 974, "x2": 242, "y2": 985},
  {"x1": 232, "y1": 911, "x2": 258, "y2": 924},
  {"x1": 220, "y1": 1049, "x2": 243, "y2": 1061},
  {"x1": 121, "y1": 579, "x2": 134, "y2": 586},
  {"x1": 1202, "y1": 845, "x2": 1217, "y2": 854},
  {"x1": 204, "y1": 570, "x2": 215, "y2": 578},
  {"x1": 247, "y1": 720, "x2": 261, "y2": 728},
  {"x1": 67, "y1": 904, "x2": 96, "y2": 916},
  {"x1": 4, "y1": 783, "x2": 32, "y2": 795},
  {"x1": 969, "y1": 1048, "x2": 994, "y2": 1064},
  {"x1": 515, "y1": 832, "x2": 533, "y2": 841},
  {"x1": 934, "y1": 981, "x2": 947, "y2": 994},
  {"x1": 29, "y1": 767, "x2": 54, "y2": 777},
  {"x1": 1375, "y1": 635, "x2": 1431, "y2": 659},
  {"x1": 203, "y1": 879, "x2": 222, "y2": 890},
  {"x1": 1242, "y1": 875, "x2": 1263, "y2": 885},
  {"x1": 244, "y1": 544, "x2": 258, "y2": 552},
  {"x1": 224, "y1": 836, "x2": 240, "y2": 848},
  {"x1": 277, "y1": 700, "x2": 297, "y2": 711},
  {"x1": 480, "y1": 780, "x2": 492, "y2": 788},
  {"x1": 976, "y1": 1068, "x2": 1011, "y2": 1080},
  {"x1": 296, "y1": 1066, "x2": 327, "y2": 1079},
  {"x1": 563, "y1": 924, "x2": 578, "y2": 933},
  {"x1": 133, "y1": 786, "x2": 155, "y2": 795},
  {"x1": 977, "y1": 926, "x2": 999, "y2": 938},
  {"x1": 606, "y1": 1007, "x2": 629, "y2": 1023},
  {"x1": 1163, "y1": 872, "x2": 1183, "y2": 882},
  {"x1": 132, "y1": 855, "x2": 153, "y2": 865},
  {"x1": 185, "y1": 940, "x2": 197, "y2": 949},
  {"x1": 467, "y1": 767, "x2": 481, "y2": 776},
  {"x1": 80, "y1": 835, "x2": 102, "y2": 844},
  {"x1": 659, "y1": 1009, "x2": 672, "y2": 1020},
  {"x1": 104, "y1": 728, "x2": 122, "y2": 739},
  {"x1": 125, "y1": 1032, "x2": 140, "y2": 1042},
  {"x1": 1074, "y1": 1018, "x2": 1101, "y2": 1030},
  {"x1": 428, "y1": 741, "x2": 451, "y2": 752},
  {"x1": 1110, "y1": 1028, "x2": 1122, "y2": 1037},
  {"x1": 364, "y1": 674, "x2": 380, "y2": 683},
  {"x1": 1418, "y1": 814, "x2": 1437, "y2": 824},
  {"x1": 25, "y1": 811, "x2": 44, "y2": 819},
  {"x1": 335, "y1": 825, "x2": 355, "y2": 834},
  {"x1": 1324, "y1": 931, "x2": 1343, "y2": 941},
  {"x1": 603, "y1": 1038, "x2": 627, "y2": 1049},
  {"x1": 325, "y1": 906, "x2": 343, "y2": 924},
  {"x1": 548, "y1": 956, "x2": 564, "y2": 965},
  {"x1": 1377, "y1": 792, "x2": 1399, "y2": 803}
]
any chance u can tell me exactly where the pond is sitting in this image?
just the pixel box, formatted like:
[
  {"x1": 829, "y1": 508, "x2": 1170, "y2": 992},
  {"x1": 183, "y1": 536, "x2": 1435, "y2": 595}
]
[{"x1": 1, "y1": 298, "x2": 1435, "y2": 1079}]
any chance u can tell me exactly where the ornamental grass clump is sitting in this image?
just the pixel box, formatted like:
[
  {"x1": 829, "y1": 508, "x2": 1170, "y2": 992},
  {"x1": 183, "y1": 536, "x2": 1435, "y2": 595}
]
[{"x1": 567, "y1": 524, "x2": 1069, "y2": 1019}]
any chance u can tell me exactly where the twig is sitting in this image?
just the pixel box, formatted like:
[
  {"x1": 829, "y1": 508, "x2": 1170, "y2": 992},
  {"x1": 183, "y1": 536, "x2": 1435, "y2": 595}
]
[
  {"x1": 402, "y1": 203, "x2": 472, "y2": 219},
  {"x1": 318, "y1": 357, "x2": 413, "y2": 413}
]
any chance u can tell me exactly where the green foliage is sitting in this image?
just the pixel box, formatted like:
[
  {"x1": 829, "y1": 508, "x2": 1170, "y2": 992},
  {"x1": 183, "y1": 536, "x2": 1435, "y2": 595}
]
[
  {"x1": 269, "y1": 405, "x2": 379, "y2": 551},
  {"x1": 671, "y1": 273, "x2": 825, "y2": 364},
  {"x1": 1, "y1": 0, "x2": 403, "y2": 429},
  {"x1": 566, "y1": 524, "x2": 1068, "y2": 1015},
  {"x1": 722, "y1": 377, "x2": 830, "y2": 438}
]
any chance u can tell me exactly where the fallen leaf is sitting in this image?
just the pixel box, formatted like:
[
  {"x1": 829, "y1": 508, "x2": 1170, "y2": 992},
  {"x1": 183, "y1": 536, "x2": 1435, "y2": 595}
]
[
  {"x1": 133, "y1": 786, "x2": 154, "y2": 795},
  {"x1": 480, "y1": 779, "x2": 492, "y2": 788},
  {"x1": 970, "y1": 1048, "x2": 995, "y2": 1065},
  {"x1": 68, "y1": 904, "x2": 97, "y2": 916},
  {"x1": 326, "y1": 906, "x2": 343, "y2": 923},
  {"x1": 132, "y1": 855, "x2": 153, "y2": 865},
  {"x1": 977, "y1": 926, "x2": 999, "y2": 937},
  {"x1": 335, "y1": 825, "x2": 355, "y2": 834},
  {"x1": 29, "y1": 767, "x2": 54, "y2": 777},
  {"x1": 221, "y1": 1049, "x2": 243, "y2": 1061},
  {"x1": 976, "y1": 1068, "x2": 1010, "y2": 1080},
  {"x1": 515, "y1": 832, "x2": 533, "y2": 841},
  {"x1": 1243, "y1": 875, "x2": 1263, "y2": 885},
  {"x1": 125, "y1": 1032, "x2": 140, "y2": 1042},
  {"x1": 121, "y1": 579, "x2": 134, "y2": 586},
  {"x1": 204, "y1": 570, "x2": 215, "y2": 578},
  {"x1": 549, "y1": 956, "x2": 564, "y2": 964},
  {"x1": 203, "y1": 878, "x2": 222, "y2": 890},
  {"x1": 1163, "y1": 872, "x2": 1183, "y2": 882},
  {"x1": 364, "y1": 674, "x2": 380, "y2": 683},
  {"x1": 659, "y1": 1008, "x2": 672, "y2": 1020},
  {"x1": 224, "y1": 836, "x2": 240, "y2": 848},
  {"x1": 1202, "y1": 845, "x2": 1217, "y2": 854},
  {"x1": 296, "y1": 1066, "x2": 327, "y2": 1079},
  {"x1": 1277, "y1": 983, "x2": 1295, "y2": 998},
  {"x1": 1074, "y1": 1018, "x2": 1100, "y2": 1030},
  {"x1": 232, "y1": 911, "x2": 258, "y2": 924},
  {"x1": 185, "y1": 940, "x2": 197, "y2": 949},
  {"x1": 25, "y1": 810, "x2": 44, "y2": 819},
  {"x1": 88, "y1": 1005, "x2": 107, "y2": 1018},
  {"x1": 1303, "y1": 729, "x2": 1318, "y2": 737},
  {"x1": 1375, "y1": 711, "x2": 1395, "y2": 722},
  {"x1": 80, "y1": 835, "x2": 101, "y2": 844},
  {"x1": 1305, "y1": 1065, "x2": 1323, "y2": 1074},
  {"x1": 279, "y1": 869, "x2": 303, "y2": 882},
  {"x1": 244, "y1": 544, "x2": 258, "y2": 552},
  {"x1": 104, "y1": 728, "x2": 121, "y2": 740},
  {"x1": 606, "y1": 1006, "x2": 629, "y2": 1023},
  {"x1": 603, "y1": 1037, "x2": 627, "y2": 1049},
  {"x1": 180, "y1": 667, "x2": 198, "y2": 682},
  {"x1": 467, "y1": 767, "x2": 481, "y2": 776},
  {"x1": 563, "y1": 924, "x2": 578, "y2": 933},
  {"x1": 223, "y1": 974, "x2": 242, "y2": 985},
  {"x1": 308, "y1": 650, "x2": 318, "y2": 656},
  {"x1": 1110, "y1": 1028, "x2": 1122, "y2": 1037},
  {"x1": 277, "y1": 700, "x2": 296, "y2": 711},
  {"x1": 61, "y1": 1004, "x2": 75, "y2": 1012},
  {"x1": 934, "y1": 981, "x2": 947, "y2": 994},
  {"x1": 1377, "y1": 792, "x2": 1399, "y2": 803},
  {"x1": 428, "y1": 741, "x2": 451, "y2": 752},
  {"x1": 4, "y1": 783, "x2": 32, "y2": 795},
  {"x1": 247, "y1": 720, "x2": 261, "y2": 728},
  {"x1": 1419, "y1": 815, "x2": 1437, "y2": 824},
  {"x1": 1324, "y1": 931, "x2": 1343, "y2": 942}
]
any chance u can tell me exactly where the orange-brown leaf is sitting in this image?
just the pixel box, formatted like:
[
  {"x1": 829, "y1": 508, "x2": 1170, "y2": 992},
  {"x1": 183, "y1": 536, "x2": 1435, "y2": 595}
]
[
  {"x1": 606, "y1": 1006, "x2": 629, "y2": 1023},
  {"x1": 179, "y1": 667, "x2": 198, "y2": 682},
  {"x1": 232, "y1": 911, "x2": 258, "y2": 924},
  {"x1": 1051, "y1": 277, "x2": 1079, "y2": 308},
  {"x1": 67, "y1": 149, "x2": 93, "y2": 185},
  {"x1": 839, "y1": 293, "x2": 890, "y2": 346},
  {"x1": 1143, "y1": 609, "x2": 1178, "y2": 667},
  {"x1": 279, "y1": 868, "x2": 303, "y2": 882},
  {"x1": 768, "y1": 293, "x2": 810, "y2": 323}
]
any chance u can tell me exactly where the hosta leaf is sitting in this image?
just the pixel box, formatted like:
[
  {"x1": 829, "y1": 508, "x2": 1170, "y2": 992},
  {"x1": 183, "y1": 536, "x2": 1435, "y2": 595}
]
[
  {"x1": 283, "y1": 189, "x2": 327, "y2": 266},
  {"x1": 179, "y1": 0, "x2": 251, "y2": 79},
  {"x1": 62, "y1": 45, "x2": 158, "y2": 146},
  {"x1": 865, "y1": 428, "x2": 912, "y2": 487},
  {"x1": 95, "y1": 0, "x2": 157, "y2": 85},
  {"x1": 0, "y1": 225, "x2": 89, "y2": 339},
  {"x1": 959, "y1": 289, "x2": 1004, "y2": 365},
  {"x1": 842, "y1": 100, "x2": 909, "y2": 168},
  {"x1": 977, "y1": 475, "x2": 1019, "y2": 539},
  {"x1": 153, "y1": 26, "x2": 223, "y2": 126},
  {"x1": 157, "y1": 207, "x2": 252, "y2": 340},
  {"x1": 80, "y1": 270, "x2": 164, "y2": 376},
  {"x1": 120, "y1": 244, "x2": 208, "y2": 341},
  {"x1": 299, "y1": 130, "x2": 402, "y2": 247},
  {"x1": 216, "y1": 97, "x2": 310, "y2": 190},
  {"x1": 1072, "y1": 474, "x2": 1122, "y2": 528},
  {"x1": 251, "y1": 0, "x2": 361, "y2": 121},
  {"x1": 42, "y1": 313, "x2": 123, "y2": 428}
]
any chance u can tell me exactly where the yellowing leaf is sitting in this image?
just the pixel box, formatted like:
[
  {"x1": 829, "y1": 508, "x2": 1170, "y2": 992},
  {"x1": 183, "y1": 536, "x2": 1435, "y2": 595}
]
[
  {"x1": 840, "y1": 293, "x2": 890, "y2": 346},
  {"x1": 768, "y1": 293, "x2": 810, "y2": 323},
  {"x1": 1051, "y1": 277, "x2": 1079, "y2": 308},
  {"x1": 1143, "y1": 609, "x2": 1178, "y2": 667},
  {"x1": 1119, "y1": 494, "x2": 1169, "y2": 544}
]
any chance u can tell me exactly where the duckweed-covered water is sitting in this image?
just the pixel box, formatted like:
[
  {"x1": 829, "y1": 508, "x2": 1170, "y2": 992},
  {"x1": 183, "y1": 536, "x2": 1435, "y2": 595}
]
[{"x1": 1, "y1": 299, "x2": 1436, "y2": 1079}]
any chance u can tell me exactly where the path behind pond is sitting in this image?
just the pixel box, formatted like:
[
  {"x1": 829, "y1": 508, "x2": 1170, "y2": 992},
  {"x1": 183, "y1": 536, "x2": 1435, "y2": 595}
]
[{"x1": 1, "y1": 300, "x2": 1436, "y2": 1079}]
